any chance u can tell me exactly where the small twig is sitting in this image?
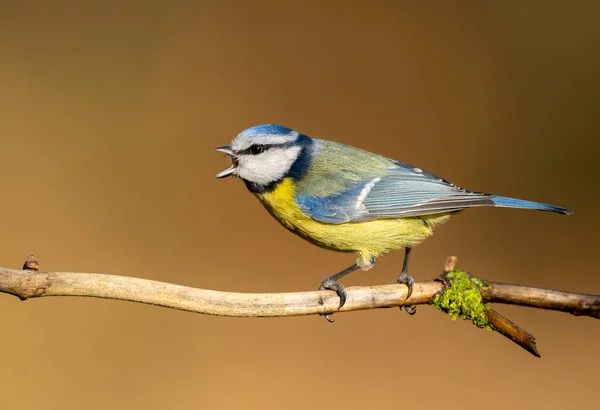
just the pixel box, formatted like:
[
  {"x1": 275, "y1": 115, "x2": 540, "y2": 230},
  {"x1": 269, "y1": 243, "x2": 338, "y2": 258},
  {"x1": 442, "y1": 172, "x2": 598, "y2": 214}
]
[
  {"x1": 0, "y1": 256, "x2": 598, "y2": 356},
  {"x1": 444, "y1": 256, "x2": 458, "y2": 273},
  {"x1": 485, "y1": 309, "x2": 540, "y2": 357},
  {"x1": 23, "y1": 254, "x2": 39, "y2": 272}
]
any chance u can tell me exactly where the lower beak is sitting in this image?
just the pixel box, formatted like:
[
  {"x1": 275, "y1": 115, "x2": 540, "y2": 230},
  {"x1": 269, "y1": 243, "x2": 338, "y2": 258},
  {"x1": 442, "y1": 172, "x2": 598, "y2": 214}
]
[
  {"x1": 215, "y1": 145, "x2": 237, "y2": 178},
  {"x1": 215, "y1": 165, "x2": 236, "y2": 179}
]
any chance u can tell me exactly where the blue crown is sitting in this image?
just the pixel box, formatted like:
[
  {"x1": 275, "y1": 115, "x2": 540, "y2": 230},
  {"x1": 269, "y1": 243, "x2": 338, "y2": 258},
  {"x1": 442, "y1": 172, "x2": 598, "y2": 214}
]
[{"x1": 243, "y1": 124, "x2": 293, "y2": 136}]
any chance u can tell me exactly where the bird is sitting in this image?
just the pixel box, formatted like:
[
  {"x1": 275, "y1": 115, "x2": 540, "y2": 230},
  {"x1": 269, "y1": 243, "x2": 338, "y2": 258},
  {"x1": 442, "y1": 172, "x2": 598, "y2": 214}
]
[{"x1": 215, "y1": 124, "x2": 572, "y2": 314}]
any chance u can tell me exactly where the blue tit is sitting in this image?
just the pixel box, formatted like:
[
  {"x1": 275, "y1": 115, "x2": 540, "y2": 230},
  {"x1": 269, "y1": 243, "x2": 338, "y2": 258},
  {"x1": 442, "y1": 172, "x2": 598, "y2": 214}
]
[{"x1": 215, "y1": 124, "x2": 572, "y2": 312}]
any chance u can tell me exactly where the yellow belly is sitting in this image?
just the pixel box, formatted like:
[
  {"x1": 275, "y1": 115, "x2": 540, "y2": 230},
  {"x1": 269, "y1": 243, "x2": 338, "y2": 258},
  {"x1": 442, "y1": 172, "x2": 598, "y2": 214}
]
[{"x1": 255, "y1": 178, "x2": 451, "y2": 268}]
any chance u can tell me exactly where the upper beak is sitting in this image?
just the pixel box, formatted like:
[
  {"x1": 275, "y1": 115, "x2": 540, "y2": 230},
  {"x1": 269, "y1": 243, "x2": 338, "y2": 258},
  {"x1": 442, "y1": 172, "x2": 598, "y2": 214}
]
[
  {"x1": 215, "y1": 145, "x2": 236, "y2": 178},
  {"x1": 215, "y1": 146, "x2": 234, "y2": 156}
]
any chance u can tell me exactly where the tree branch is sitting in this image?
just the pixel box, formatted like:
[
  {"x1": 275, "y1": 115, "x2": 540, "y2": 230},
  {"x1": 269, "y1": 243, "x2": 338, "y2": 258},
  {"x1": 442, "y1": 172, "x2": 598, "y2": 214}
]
[
  {"x1": 1, "y1": 255, "x2": 598, "y2": 357},
  {"x1": 479, "y1": 284, "x2": 600, "y2": 317},
  {"x1": 1, "y1": 259, "x2": 441, "y2": 316}
]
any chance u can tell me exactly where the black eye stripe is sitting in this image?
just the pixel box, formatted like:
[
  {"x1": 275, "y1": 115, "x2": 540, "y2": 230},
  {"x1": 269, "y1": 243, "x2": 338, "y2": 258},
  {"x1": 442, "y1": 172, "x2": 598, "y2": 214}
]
[
  {"x1": 239, "y1": 144, "x2": 268, "y2": 155},
  {"x1": 237, "y1": 142, "x2": 297, "y2": 156}
]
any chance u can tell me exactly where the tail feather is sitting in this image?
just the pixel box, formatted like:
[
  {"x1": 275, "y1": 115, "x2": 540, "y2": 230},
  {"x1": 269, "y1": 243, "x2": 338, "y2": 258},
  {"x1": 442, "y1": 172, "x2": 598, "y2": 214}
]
[{"x1": 491, "y1": 196, "x2": 572, "y2": 215}]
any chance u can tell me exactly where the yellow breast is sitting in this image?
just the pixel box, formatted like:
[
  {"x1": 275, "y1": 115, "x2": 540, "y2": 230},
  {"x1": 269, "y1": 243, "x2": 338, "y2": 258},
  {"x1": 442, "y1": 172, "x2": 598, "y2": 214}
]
[{"x1": 255, "y1": 178, "x2": 450, "y2": 268}]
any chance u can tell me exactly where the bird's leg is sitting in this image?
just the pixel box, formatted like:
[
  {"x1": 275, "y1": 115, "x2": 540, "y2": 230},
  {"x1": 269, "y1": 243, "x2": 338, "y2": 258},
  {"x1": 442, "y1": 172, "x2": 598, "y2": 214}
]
[
  {"x1": 319, "y1": 263, "x2": 360, "y2": 310},
  {"x1": 397, "y1": 247, "x2": 417, "y2": 315},
  {"x1": 398, "y1": 247, "x2": 413, "y2": 297}
]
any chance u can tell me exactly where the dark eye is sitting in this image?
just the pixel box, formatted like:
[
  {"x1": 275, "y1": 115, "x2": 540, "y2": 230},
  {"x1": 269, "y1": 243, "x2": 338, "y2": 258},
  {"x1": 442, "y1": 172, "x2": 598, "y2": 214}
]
[{"x1": 249, "y1": 144, "x2": 264, "y2": 155}]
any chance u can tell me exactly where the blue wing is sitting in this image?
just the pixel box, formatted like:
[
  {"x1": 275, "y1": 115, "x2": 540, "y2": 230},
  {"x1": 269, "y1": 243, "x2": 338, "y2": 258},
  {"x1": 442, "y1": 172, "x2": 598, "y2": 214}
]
[
  {"x1": 295, "y1": 161, "x2": 494, "y2": 224},
  {"x1": 362, "y1": 161, "x2": 495, "y2": 218}
]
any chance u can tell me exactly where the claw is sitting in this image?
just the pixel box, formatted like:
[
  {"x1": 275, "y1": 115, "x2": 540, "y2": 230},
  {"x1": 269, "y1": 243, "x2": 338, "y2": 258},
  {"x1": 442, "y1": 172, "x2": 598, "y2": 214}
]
[
  {"x1": 403, "y1": 305, "x2": 417, "y2": 315},
  {"x1": 397, "y1": 271, "x2": 415, "y2": 300},
  {"x1": 320, "y1": 279, "x2": 347, "y2": 309}
]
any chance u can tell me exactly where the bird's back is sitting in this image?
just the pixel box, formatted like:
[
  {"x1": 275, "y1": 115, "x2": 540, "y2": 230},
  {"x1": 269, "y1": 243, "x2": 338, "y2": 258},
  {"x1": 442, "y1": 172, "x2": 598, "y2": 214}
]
[{"x1": 294, "y1": 139, "x2": 395, "y2": 197}]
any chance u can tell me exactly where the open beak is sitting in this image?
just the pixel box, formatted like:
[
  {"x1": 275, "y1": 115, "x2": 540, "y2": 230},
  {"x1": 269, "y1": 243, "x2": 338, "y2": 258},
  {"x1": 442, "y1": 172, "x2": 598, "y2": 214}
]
[{"x1": 215, "y1": 146, "x2": 237, "y2": 178}]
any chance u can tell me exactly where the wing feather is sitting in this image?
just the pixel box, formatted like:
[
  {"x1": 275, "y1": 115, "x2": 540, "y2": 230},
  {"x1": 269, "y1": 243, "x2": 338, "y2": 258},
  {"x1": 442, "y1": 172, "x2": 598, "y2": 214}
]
[
  {"x1": 295, "y1": 158, "x2": 494, "y2": 224},
  {"x1": 362, "y1": 165, "x2": 494, "y2": 218}
]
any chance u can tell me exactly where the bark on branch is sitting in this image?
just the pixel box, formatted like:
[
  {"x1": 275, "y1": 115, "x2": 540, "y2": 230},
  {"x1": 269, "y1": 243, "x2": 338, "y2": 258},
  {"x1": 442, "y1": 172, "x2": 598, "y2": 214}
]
[{"x1": 1, "y1": 255, "x2": 598, "y2": 357}]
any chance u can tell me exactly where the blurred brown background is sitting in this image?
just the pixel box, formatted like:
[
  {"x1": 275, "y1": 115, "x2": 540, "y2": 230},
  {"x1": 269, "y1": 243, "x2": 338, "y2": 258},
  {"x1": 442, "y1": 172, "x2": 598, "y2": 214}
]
[{"x1": 1, "y1": 1, "x2": 599, "y2": 409}]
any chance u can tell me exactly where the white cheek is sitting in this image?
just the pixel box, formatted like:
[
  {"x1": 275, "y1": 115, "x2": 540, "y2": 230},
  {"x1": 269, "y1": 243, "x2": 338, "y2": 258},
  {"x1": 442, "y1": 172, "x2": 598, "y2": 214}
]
[{"x1": 237, "y1": 147, "x2": 302, "y2": 185}]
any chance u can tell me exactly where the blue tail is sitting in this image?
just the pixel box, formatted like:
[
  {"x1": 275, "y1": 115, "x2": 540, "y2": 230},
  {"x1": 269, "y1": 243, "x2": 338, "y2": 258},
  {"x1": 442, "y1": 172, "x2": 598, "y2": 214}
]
[{"x1": 491, "y1": 196, "x2": 572, "y2": 215}]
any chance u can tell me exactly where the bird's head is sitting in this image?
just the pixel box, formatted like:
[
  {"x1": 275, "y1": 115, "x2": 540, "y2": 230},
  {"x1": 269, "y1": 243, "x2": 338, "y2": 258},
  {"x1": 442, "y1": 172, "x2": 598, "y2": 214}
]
[{"x1": 215, "y1": 124, "x2": 311, "y2": 189}]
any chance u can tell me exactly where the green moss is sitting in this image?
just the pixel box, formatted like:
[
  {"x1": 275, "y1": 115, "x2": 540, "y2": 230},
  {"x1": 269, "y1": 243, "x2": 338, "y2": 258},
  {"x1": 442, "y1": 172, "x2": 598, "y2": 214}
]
[{"x1": 432, "y1": 270, "x2": 492, "y2": 330}]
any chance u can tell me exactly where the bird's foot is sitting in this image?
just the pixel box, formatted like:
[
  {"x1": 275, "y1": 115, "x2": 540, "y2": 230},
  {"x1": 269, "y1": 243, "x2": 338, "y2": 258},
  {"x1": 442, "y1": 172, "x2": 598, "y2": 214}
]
[
  {"x1": 397, "y1": 270, "x2": 414, "y2": 299},
  {"x1": 319, "y1": 279, "x2": 347, "y2": 309},
  {"x1": 318, "y1": 263, "x2": 360, "y2": 322},
  {"x1": 397, "y1": 270, "x2": 416, "y2": 315}
]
